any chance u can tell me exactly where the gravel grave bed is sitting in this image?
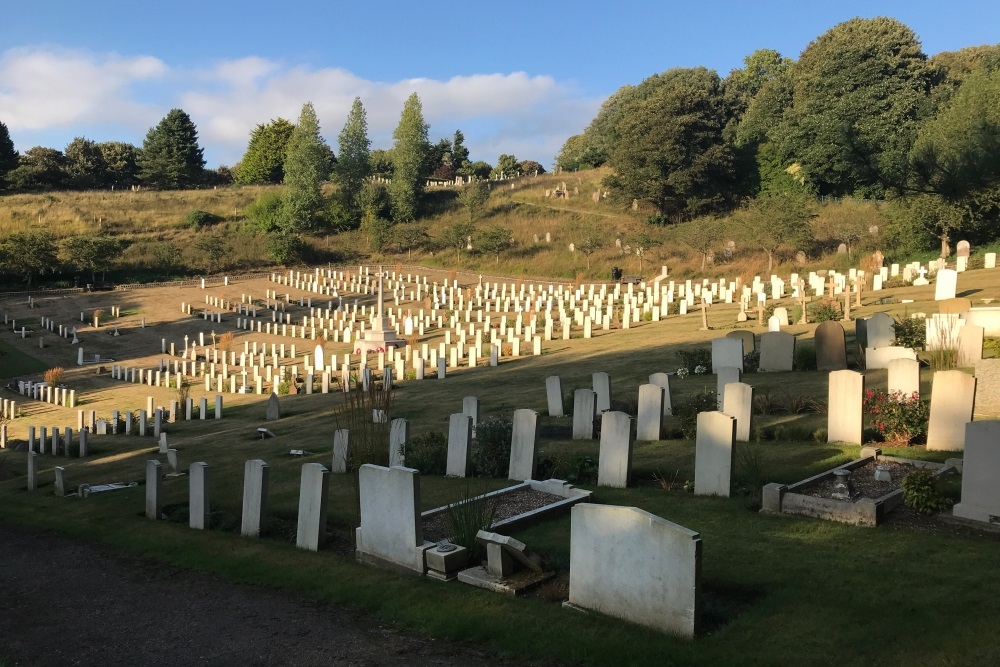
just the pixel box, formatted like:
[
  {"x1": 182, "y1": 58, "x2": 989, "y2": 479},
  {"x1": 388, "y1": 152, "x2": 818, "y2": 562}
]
[
  {"x1": 423, "y1": 488, "x2": 564, "y2": 543},
  {"x1": 799, "y1": 460, "x2": 914, "y2": 500}
]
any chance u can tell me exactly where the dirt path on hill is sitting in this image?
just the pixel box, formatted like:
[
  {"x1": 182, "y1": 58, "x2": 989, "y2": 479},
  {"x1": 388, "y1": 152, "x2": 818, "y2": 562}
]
[{"x1": 0, "y1": 523, "x2": 556, "y2": 667}]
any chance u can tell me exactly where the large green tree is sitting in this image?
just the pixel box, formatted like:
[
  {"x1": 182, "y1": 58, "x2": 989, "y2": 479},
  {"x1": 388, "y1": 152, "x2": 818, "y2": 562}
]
[
  {"x1": 98, "y1": 141, "x2": 139, "y2": 188},
  {"x1": 0, "y1": 121, "x2": 18, "y2": 187},
  {"x1": 6, "y1": 147, "x2": 68, "y2": 191},
  {"x1": 603, "y1": 67, "x2": 736, "y2": 220},
  {"x1": 137, "y1": 108, "x2": 206, "y2": 189},
  {"x1": 389, "y1": 93, "x2": 430, "y2": 222},
  {"x1": 735, "y1": 190, "x2": 813, "y2": 272},
  {"x1": 762, "y1": 17, "x2": 939, "y2": 197},
  {"x1": 64, "y1": 137, "x2": 108, "y2": 189},
  {"x1": 0, "y1": 231, "x2": 58, "y2": 286},
  {"x1": 62, "y1": 235, "x2": 126, "y2": 283},
  {"x1": 235, "y1": 118, "x2": 295, "y2": 185},
  {"x1": 334, "y1": 97, "x2": 372, "y2": 217},
  {"x1": 281, "y1": 102, "x2": 329, "y2": 232}
]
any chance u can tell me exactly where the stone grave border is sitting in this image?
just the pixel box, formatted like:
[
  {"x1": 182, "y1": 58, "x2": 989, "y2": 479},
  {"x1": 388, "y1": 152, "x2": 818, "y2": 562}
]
[
  {"x1": 762, "y1": 448, "x2": 960, "y2": 527},
  {"x1": 421, "y1": 479, "x2": 592, "y2": 539}
]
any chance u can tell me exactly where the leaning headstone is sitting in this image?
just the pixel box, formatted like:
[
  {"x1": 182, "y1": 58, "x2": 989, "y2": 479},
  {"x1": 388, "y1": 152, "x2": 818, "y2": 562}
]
[
  {"x1": 888, "y1": 358, "x2": 920, "y2": 397},
  {"x1": 592, "y1": 372, "x2": 612, "y2": 413},
  {"x1": 145, "y1": 460, "x2": 162, "y2": 519},
  {"x1": 716, "y1": 367, "x2": 741, "y2": 410},
  {"x1": 240, "y1": 459, "x2": 270, "y2": 537},
  {"x1": 53, "y1": 466, "x2": 67, "y2": 497},
  {"x1": 545, "y1": 376, "x2": 564, "y2": 417},
  {"x1": 934, "y1": 268, "x2": 958, "y2": 301},
  {"x1": 711, "y1": 338, "x2": 744, "y2": 373},
  {"x1": 572, "y1": 389, "x2": 597, "y2": 439},
  {"x1": 189, "y1": 462, "x2": 210, "y2": 530},
  {"x1": 952, "y1": 421, "x2": 1000, "y2": 523},
  {"x1": 265, "y1": 393, "x2": 281, "y2": 420},
  {"x1": 355, "y1": 464, "x2": 424, "y2": 573},
  {"x1": 27, "y1": 452, "x2": 39, "y2": 490},
  {"x1": 758, "y1": 332, "x2": 794, "y2": 372},
  {"x1": 462, "y1": 396, "x2": 480, "y2": 430},
  {"x1": 866, "y1": 312, "x2": 895, "y2": 349},
  {"x1": 827, "y1": 370, "x2": 864, "y2": 445},
  {"x1": 694, "y1": 411, "x2": 736, "y2": 496},
  {"x1": 721, "y1": 382, "x2": 753, "y2": 442},
  {"x1": 726, "y1": 330, "x2": 755, "y2": 353},
  {"x1": 389, "y1": 419, "x2": 409, "y2": 467},
  {"x1": 598, "y1": 411, "x2": 633, "y2": 488},
  {"x1": 815, "y1": 321, "x2": 848, "y2": 371},
  {"x1": 957, "y1": 324, "x2": 984, "y2": 367},
  {"x1": 332, "y1": 429, "x2": 349, "y2": 473},
  {"x1": 648, "y1": 372, "x2": 673, "y2": 416},
  {"x1": 926, "y1": 370, "x2": 976, "y2": 451},
  {"x1": 566, "y1": 504, "x2": 701, "y2": 638},
  {"x1": 636, "y1": 384, "x2": 664, "y2": 441},
  {"x1": 446, "y1": 413, "x2": 473, "y2": 477},
  {"x1": 296, "y1": 463, "x2": 330, "y2": 551},
  {"x1": 508, "y1": 409, "x2": 538, "y2": 481}
]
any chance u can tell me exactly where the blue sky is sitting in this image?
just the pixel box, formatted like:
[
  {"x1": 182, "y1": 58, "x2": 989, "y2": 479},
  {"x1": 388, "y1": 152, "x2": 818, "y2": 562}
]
[{"x1": 3, "y1": 1, "x2": 998, "y2": 168}]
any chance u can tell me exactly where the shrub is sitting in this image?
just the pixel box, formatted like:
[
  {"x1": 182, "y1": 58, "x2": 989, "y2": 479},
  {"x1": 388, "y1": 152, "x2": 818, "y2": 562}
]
[
  {"x1": 677, "y1": 347, "x2": 712, "y2": 371},
  {"x1": 43, "y1": 367, "x2": 64, "y2": 386},
  {"x1": 892, "y1": 314, "x2": 926, "y2": 350},
  {"x1": 777, "y1": 388, "x2": 820, "y2": 414},
  {"x1": 743, "y1": 349, "x2": 760, "y2": 373},
  {"x1": 401, "y1": 431, "x2": 448, "y2": 475},
  {"x1": 673, "y1": 389, "x2": 717, "y2": 440},
  {"x1": 809, "y1": 298, "x2": 841, "y2": 322},
  {"x1": 537, "y1": 453, "x2": 598, "y2": 484},
  {"x1": 735, "y1": 441, "x2": 768, "y2": 507},
  {"x1": 862, "y1": 390, "x2": 929, "y2": 444},
  {"x1": 753, "y1": 389, "x2": 777, "y2": 415},
  {"x1": 901, "y1": 469, "x2": 952, "y2": 515},
  {"x1": 984, "y1": 337, "x2": 1000, "y2": 358},
  {"x1": 185, "y1": 209, "x2": 222, "y2": 228},
  {"x1": 472, "y1": 414, "x2": 513, "y2": 477},
  {"x1": 794, "y1": 343, "x2": 817, "y2": 371},
  {"x1": 447, "y1": 484, "x2": 499, "y2": 562}
]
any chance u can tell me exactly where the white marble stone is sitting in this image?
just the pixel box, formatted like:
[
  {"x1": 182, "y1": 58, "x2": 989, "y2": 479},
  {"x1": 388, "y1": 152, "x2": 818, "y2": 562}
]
[
  {"x1": 332, "y1": 429, "x2": 349, "y2": 473},
  {"x1": 927, "y1": 370, "x2": 976, "y2": 451},
  {"x1": 189, "y1": 462, "x2": 210, "y2": 530},
  {"x1": 694, "y1": 411, "x2": 736, "y2": 497},
  {"x1": 721, "y1": 382, "x2": 753, "y2": 442},
  {"x1": 711, "y1": 338, "x2": 744, "y2": 373},
  {"x1": 636, "y1": 384, "x2": 664, "y2": 442},
  {"x1": 545, "y1": 376, "x2": 564, "y2": 417},
  {"x1": 296, "y1": 463, "x2": 330, "y2": 551},
  {"x1": 953, "y1": 421, "x2": 1000, "y2": 523},
  {"x1": 572, "y1": 389, "x2": 597, "y2": 439},
  {"x1": 592, "y1": 372, "x2": 612, "y2": 413},
  {"x1": 509, "y1": 409, "x2": 538, "y2": 482},
  {"x1": 356, "y1": 464, "x2": 425, "y2": 573},
  {"x1": 597, "y1": 411, "x2": 633, "y2": 488},
  {"x1": 827, "y1": 370, "x2": 864, "y2": 445},
  {"x1": 240, "y1": 459, "x2": 269, "y2": 537},
  {"x1": 446, "y1": 413, "x2": 473, "y2": 477}
]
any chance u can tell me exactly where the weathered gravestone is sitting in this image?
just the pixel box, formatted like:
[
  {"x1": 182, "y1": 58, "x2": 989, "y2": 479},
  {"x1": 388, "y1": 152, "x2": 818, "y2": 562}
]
[
  {"x1": 389, "y1": 418, "x2": 409, "y2": 467},
  {"x1": 815, "y1": 320, "x2": 848, "y2": 371},
  {"x1": 636, "y1": 384, "x2": 664, "y2": 441},
  {"x1": 597, "y1": 411, "x2": 633, "y2": 488},
  {"x1": 939, "y1": 297, "x2": 973, "y2": 315},
  {"x1": 296, "y1": 463, "x2": 330, "y2": 552},
  {"x1": 759, "y1": 332, "x2": 794, "y2": 372},
  {"x1": 827, "y1": 370, "x2": 864, "y2": 445},
  {"x1": 952, "y1": 421, "x2": 1000, "y2": 524},
  {"x1": 926, "y1": 370, "x2": 976, "y2": 451},
  {"x1": 265, "y1": 393, "x2": 281, "y2": 420},
  {"x1": 545, "y1": 376, "x2": 564, "y2": 417},
  {"x1": 711, "y1": 338, "x2": 744, "y2": 374},
  {"x1": 726, "y1": 329, "x2": 755, "y2": 354},
  {"x1": 957, "y1": 324, "x2": 984, "y2": 367},
  {"x1": 935, "y1": 268, "x2": 958, "y2": 301},
  {"x1": 509, "y1": 409, "x2": 538, "y2": 481},
  {"x1": 956, "y1": 240, "x2": 971, "y2": 258},
  {"x1": 865, "y1": 346, "x2": 917, "y2": 370},
  {"x1": 332, "y1": 429, "x2": 349, "y2": 473},
  {"x1": 694, "y1": 411, "x2": 736, "y2": 497},
  {"x1": 145, "y1": 460, "x2": 162, "y2": 520},
  {"x1": 888, "y1": 358, "x2": 920, "y2": 397},
  {"x1": 572, "y1": 389, "x2": 597, "y2": 439},
  {"x1": 462, "y1": 396, "x2": 480, "y2": 430},
  {"x1": 974, "y1": 359, "x2": 1000, "y2": 417},
  {"x1": 446, "y1": 413, "x2": 473, "y2": 477},
  {"x1": 241, "y1": 459, "x2": 269, "y2": 537},
  {"x1": 189, "y1": 462, "x2": 210, "y2": 530},
  {"x1": 355, "y1": 464, "x2": 425, "y2": 573},
  {"x1": 866, "y1": 312, "x2": 895, "y2": 349},
  {"x1": 648, "y1": 372, "x2": 673, "y2": 416},
  {"x1": 721, "y1": 382, "x2": 753, "y2": 442},
  {"x1": 592, "y1": 372, "x2": 612, "y2": 413},
  {"x1": 565, "y1": 504, "x2": 701, "y2": 638},
  {"x1": 716, "y1": 367, "x2": 741, "y2": 410}
]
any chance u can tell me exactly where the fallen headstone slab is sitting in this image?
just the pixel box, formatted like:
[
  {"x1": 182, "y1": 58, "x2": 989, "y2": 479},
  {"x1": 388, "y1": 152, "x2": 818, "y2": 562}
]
[{"x1": 456, "y1": 530, "x2": 553, "y2": 596}]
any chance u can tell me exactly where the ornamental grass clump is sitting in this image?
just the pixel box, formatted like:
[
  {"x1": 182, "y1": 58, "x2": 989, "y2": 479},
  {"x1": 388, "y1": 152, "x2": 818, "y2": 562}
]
[{"x1": 862, "y1": 390, "x2": 929, "y2": 445}]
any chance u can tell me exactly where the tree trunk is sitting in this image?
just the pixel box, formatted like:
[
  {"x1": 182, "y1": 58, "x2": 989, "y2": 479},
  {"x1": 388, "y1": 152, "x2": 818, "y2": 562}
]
[
  {"x1": 940, "y1": 230, "x2": 951, "y2": 259},
  {"x1": 766, "y1": 250, "x2": 774, "y2": 274}
]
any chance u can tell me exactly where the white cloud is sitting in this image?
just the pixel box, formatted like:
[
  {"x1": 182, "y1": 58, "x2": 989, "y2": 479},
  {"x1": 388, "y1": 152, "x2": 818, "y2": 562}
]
[
  {"x1": 0, "y1": 46, "x2": 601, "y2": 166},
  {"x1": 0, "y1": 47, "x2": 167, "y2": 132}
]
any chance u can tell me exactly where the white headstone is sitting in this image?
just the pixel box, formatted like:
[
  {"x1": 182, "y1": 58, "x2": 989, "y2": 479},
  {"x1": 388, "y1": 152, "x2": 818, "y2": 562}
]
[
  {"x1": 508, "y1": 409, "x2": 538, "y2": 482},
  {"x1": 926, "y1": 370, "x2": 976, "y2": 451},
  {"x1": 356, "y1": 464, "x2": 424, "y2": 573},
  {"x1": 952, "y1": 421, "x2": 1000, "y2": 523},
  {"x1": 240, "y1": 459, "x2": 269, "y2": 537},
  {"x1": 827, "y1": 370, "x2": 864, "y2": 445},
  {"x1": 693, "y1": 411, "x2": 736, "y2": 497},
  {"x1": 597, "y1": 412, "x2": 633, "y2": 487},
  {"x1": 446, "y1": 413, "x2": 473, "y2": 477},
  {"x1": 295, "y1": 463, "x2": 330, "y2": 551}
]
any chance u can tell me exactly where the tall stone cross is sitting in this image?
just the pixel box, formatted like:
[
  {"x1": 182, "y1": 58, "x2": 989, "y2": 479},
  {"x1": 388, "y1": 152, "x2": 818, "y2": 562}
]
[
  {"x1": 797, "y1": 280, "x2": 808, "y2": 324},
  {"x1": 376, "y1": 266, "x2": 385, "y2": 316}
]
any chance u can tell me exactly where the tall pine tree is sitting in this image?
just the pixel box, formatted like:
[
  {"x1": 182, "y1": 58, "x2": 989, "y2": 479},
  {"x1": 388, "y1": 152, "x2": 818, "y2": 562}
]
[
  {"x1": 281, "y1": 102, "x2": 329, "y2": 233},
  {"x1": 137, "y1": 109, "x2": 206, "y2": 189},
  {"x1": 334, "y1": 97, "x2": 372, "y2": 218},
  {"x1": 389, "y1": 93, "x2": 430, "y2": 222},
  {"x1": 0, "y1": 121, "x2": 19, "y2": 188}
]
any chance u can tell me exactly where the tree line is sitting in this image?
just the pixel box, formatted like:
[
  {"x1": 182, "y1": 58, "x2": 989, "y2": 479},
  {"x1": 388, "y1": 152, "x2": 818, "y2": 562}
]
[{"x1": 557, "y1": 17, "x2": 1000, "y2": 256}]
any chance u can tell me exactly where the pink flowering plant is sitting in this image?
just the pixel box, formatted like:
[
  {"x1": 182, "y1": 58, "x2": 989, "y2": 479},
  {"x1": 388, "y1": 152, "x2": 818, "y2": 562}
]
[{"x1": 862, "y1": 390, "x2": 929, "y2": 445}]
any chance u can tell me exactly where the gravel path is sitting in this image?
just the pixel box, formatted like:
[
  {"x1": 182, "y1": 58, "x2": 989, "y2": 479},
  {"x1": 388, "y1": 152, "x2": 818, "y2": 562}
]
[{"x1": 0, "y1": 524, "x2": 554, "y2": 667}]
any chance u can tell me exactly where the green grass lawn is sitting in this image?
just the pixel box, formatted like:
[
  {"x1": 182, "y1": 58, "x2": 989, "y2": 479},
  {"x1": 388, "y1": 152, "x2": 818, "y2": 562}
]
[
  {"x1": 0, "y1": 338, "x2": 49, "y2": 379},
  {"x1": 1, "y1": 430, "x2": 993, "y2": 666}
]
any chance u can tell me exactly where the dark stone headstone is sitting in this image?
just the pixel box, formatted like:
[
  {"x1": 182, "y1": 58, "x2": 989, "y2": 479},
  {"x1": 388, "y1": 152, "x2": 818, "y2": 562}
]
[
  {"x1": 265, "y1": 393, "x2": 281, "y2": 420},
  {"x1": 725, "y1": 330, "x2": 756, "y2": 355},
  {"x1": 815, "y1": 321, "x2": 848, "y2": 371}
]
